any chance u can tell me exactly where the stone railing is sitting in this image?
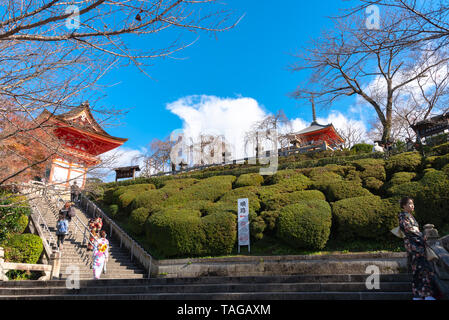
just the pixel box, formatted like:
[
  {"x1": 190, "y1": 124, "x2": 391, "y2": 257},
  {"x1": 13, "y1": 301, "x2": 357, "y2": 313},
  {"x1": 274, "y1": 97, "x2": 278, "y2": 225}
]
[
  {"x1": 0, "y1": 246, "x2": 53, "y2": 281},
  {"x1": 423, "y1": 224, "x2": 449, "y2": 298},
  {"x1": 19, "y1": 181, "x2": 62, "y2": 279},
  {"x1": 79, "y1": 193, "x2": 157, "y2": 277}
]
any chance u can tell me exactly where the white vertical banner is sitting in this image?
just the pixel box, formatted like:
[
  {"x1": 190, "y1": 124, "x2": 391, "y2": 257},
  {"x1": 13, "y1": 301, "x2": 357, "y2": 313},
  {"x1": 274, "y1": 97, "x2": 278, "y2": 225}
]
[{"x1": 237, "y1": 198, "x2": 250, "y2": 253}]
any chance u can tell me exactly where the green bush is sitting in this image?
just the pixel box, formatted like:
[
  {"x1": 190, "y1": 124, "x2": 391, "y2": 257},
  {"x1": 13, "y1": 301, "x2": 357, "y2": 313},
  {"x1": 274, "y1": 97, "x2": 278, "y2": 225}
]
[
  {"x1": 164, "y1": 175, "x2": 236, "y2": 206},
  {"x1": 389, "y1": 172, "x2": 417, "y2": 186},
  {"x1": 323, "y1": 164, "x2": 355, "y2": 177},
  {"x1": 129, "y1": 207, "x2": 151, "y2": 235},
  {"x1": 262, "y1": 190, "x2": 326, "y2": 211},
  {"x1": 146, "y1": 210, "x2": 236, "y2": 258},
  {"x1": 432, "y1": 142, "x2": 449, "y2": 156},
  {"x1": 250, "y1": 216, "x2": 266, "y2": 240},
  {"x1": 385, "y1": 152, "x2": 422, "y2": 175},
  {"x1": 108, "y1": 204, "x2": 119, "y2": 218},
  {"x1": 344, "y1": 170, "x2": 363, "y2": 184},
  {"x1": 386, "y1": 181, "x2": 420, "y2": 198},
  {"x1": 351, "y1": 143, "x2": 373, "y2": 154},
  {"x1": 146, "y1": 211, "x2": 205, "y2": 257},
  {"x1": 131, "y1": 190, "x2": 166, "y2": 212},
  {"x1": 430, "y1": 154, "x2": 449, "y2": 170},
  {"x1": 309, "y1": 171, "x2": 343, "y2": 192},
  {"x1": 0, "y1": 194, "x2": 31, "y2": 242},
  {"x1": 363, "y1": 177, "x2": 384, "y2": 193},
  {"x1": 331, "y1": 196, "x2": 399, "y2": 241},
  {"x1": 277, "y1": 200, "x2": 332, "y2": 250},
  {"x1": 326, "y1": 181, "x2": 372, "y2": 202},
  {"x1": 159, "y1": 178, "x2": 199, "y2": 196},
  {"x1": 414, "y1": 169, "x2": 449, "y2": 226},
  {"x1": 201, "y1": 212, "x2": 236, "y2": 255},
  {"x1": 266, "y1": 170, "x2": 312, "y2": 192},
  {"x1": 351, "y1": 158, "x2": 386, "y2": 181},
  {"x1": 4, "y1": 234, "x2": 43, "y2": 264},
  {"x1": 234, "y1": 173, "x2": 264, "y2": 188},
  {"x1": 260, "y1": 211, "x2": 280, "y2": 233},
  {"x1": 217, "y1": 186, "x2": 261, "y2": 214}
]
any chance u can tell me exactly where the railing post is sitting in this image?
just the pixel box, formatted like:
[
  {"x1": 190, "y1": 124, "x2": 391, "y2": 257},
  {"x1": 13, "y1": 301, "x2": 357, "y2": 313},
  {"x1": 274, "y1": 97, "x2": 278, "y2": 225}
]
[
  {"x1": 0, "y1": 247, "x2": 8, "y2": 281},
  {"x1": 50, "y1": 251, "x2": 61, "y2": 280}
]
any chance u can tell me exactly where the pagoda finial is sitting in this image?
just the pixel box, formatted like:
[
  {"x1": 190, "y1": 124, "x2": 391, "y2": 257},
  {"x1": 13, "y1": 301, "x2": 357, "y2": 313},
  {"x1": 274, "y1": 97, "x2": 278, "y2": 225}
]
[{"x1": 310, "y1": 95, "x2": 317, "y2": 125}]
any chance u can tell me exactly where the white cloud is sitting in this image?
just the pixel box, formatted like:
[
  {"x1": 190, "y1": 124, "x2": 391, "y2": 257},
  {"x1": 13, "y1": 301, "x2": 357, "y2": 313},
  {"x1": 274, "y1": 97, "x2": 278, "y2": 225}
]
[
  {"x1": 167, "y1": 95, "x2": 371, "y2": 161},
  {"x1": 166, "y1": 95, "x2": 268, "y2": 160}
]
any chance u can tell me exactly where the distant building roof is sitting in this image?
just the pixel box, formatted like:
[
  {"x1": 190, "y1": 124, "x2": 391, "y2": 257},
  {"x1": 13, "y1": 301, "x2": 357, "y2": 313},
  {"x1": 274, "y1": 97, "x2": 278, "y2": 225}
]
[{"x1": 113, "y1": 166, "x2": 141, "y2": 172}]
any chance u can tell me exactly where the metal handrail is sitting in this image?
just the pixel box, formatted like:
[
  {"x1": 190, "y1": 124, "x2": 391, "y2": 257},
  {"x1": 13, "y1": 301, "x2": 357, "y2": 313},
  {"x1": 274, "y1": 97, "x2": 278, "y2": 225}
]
[
  {"x1": 44, "y1": 186, "x2": 102, "y2": 251},
  {"x1": 30, "y1": 201, "x2": 57, "y2": 252}
]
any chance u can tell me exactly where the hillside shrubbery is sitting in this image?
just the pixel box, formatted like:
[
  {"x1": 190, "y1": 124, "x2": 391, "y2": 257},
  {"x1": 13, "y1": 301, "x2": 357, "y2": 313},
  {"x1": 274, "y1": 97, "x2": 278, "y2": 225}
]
[{"x1": 92, "y1": 143, "x2": 449, "y2": 258}]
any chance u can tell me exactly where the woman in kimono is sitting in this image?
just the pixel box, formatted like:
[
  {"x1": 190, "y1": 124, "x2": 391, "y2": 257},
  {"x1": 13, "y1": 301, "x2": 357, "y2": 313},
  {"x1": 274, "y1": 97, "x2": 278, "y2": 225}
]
[
  {"x1": 87, "y1": 215, "x2": 103, "y2": 251},
  {"x1": 92, "y1": 230, "x2": 109, "y2": 280},
  {"x1": 398, "y1": 197, "x2": 436, "y2": 300}
]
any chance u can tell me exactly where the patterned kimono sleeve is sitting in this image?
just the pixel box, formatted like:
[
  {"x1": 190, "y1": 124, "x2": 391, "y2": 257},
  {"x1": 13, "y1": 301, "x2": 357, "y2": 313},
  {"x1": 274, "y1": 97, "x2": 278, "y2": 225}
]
[
  {"x1": 105, "y1": 239, "x2": 110, "y2": 260},
  {"x1": 399, "y1": 212, "x2": 422, "y2": 238}
]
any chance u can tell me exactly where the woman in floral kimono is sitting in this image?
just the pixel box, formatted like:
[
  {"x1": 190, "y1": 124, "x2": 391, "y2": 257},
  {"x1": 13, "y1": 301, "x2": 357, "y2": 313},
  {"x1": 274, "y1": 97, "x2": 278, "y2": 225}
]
[
  {"x1": 87, "y1": 215, "x2": 103, "y2": 251},
  {"x1": 92, "y1": 230, "x2": 109, "y2": 280},
  {"x1": 398, "y1": 197, "x2": 436, "y2": 300}
]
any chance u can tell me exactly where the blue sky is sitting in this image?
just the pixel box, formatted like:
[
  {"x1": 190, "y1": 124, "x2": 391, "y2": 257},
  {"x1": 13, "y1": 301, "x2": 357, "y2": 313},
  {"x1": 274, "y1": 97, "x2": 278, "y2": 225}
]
[
  {"x1": 91, "y1": 0, "x2": 376, "y2": 177},
  {"x1": 98, "y1": 1, "x2": 363, "y2": 144}
]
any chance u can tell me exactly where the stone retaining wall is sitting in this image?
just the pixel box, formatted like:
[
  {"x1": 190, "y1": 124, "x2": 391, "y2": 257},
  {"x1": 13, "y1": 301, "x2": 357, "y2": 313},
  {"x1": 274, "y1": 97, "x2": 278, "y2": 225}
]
[{"x1": 155, "y1": 252, "x2": 408, "y2": 278}]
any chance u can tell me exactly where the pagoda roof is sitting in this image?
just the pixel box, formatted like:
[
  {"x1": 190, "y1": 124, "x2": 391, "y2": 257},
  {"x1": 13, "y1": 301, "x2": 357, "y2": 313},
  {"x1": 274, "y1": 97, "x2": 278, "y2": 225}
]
[
  {"x1": 289, "y1": 120, "x2": 345, "y2": 144},
  {"x1": 294, "y1": 122, "x2": 332, "y2": 135},
  {"x1": 38, "y1": 102, "x2": 128, "y2": 144}
]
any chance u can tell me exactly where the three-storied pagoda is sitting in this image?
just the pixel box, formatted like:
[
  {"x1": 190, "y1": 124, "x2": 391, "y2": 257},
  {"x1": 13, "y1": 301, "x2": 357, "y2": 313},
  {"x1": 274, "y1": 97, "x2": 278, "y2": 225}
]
[
  {"x1": 37, "y1": 102, "x2": 127, "y2": 189},
  {"x1": 288, "y1": 98, "x2": 344, "y2": 150}
]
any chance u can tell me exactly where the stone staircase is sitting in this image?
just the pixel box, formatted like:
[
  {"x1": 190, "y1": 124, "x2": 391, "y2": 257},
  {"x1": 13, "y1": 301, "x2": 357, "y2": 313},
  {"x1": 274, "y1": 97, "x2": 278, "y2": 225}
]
[
  {"x1": 32, "y1": 196, "x2": 146, "y2": 280},
  {"x1": 0, "y1": 274, "x2": 412, "y2": 299}
]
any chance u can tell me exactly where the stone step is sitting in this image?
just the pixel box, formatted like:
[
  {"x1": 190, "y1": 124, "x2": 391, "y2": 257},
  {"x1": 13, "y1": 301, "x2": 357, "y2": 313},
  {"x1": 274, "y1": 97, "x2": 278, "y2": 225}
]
[
  {"x1": 0, "y1": 291, "x2": 412, "y2": 300},
  {"x1": 0, "y1": 282, "x2": 411, "y2": 296},
  {"x1": 0, "y1": 274, "x2": 411, "y2": 287}
]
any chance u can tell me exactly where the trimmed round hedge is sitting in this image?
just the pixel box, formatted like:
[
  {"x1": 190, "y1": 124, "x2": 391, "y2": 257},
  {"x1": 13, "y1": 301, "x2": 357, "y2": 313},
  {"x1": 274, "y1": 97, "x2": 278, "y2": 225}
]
[
  {"x1": 389, "y1": 172, "x2": 416, "y2": 186},
  {"x1": 363, "y1": 177, "x2": 384, "y2": 193},
  {"x1": 331, "y1": 196, "x2": 398, "y2": 241},
  {"x1": 277, "y1": 200, "x2": 332, "y2": 250},
  {"x1": 234, "y1": 173, "x2": 264, "y2": 188},
  {"x1": 414, "y1": 169, "x2": 449, "y2": 226},
  {"x1": 163, "y1": 175, "x2": 236, "y2": 206},
  {"x1": 262, "y1": 190, "x2": 326, "y2": 211},
  {"x1": 326, "y1": 181, "x2": 372, "y2": 202},
  {"x1": 146, "y1": 210, "x2": 236, "y2": 258},
  {"x1": 129, "y1": 207, "x2": 151, "y2": 235},
  {"x1": 309, "y1": 171, "x2": 343, "y2": 192},
  {"x1": 131, "y1": 189, "x2": 166, "y2": 212},
  {"x1": 4, "y1": 233, "x2": 43, "y2": 264},
  {"x1": 385, "y1": 152, "x2": 422, "y2": 175},
  {"x1": 146, "y1": 210, "x2": 204, "y2": 257},
  {"x1": 266, "y1": 170, "x2": 312, "y2": 191},
  {"x1": 351, "y1": 158, "x2": 386, "y2": 181}
]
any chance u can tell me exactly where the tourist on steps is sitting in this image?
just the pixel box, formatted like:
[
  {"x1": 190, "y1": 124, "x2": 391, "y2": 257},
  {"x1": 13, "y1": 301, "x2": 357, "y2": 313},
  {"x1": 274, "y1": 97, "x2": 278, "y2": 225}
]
[
  {"x1": 71, "y1": 181, "x2": 81, "y2": 205},
  {"x1": 59, "y1": 202, "x2": 76, "y2": 223},
  {"x1": 56, "y1": 213, "x2": 69, "y2": 251},
  {"x1": 87, "y1": 214, "x2": 103, "y2": 251},
  {"x1": 92, "y1": 230, "x2": 109, "y2": 280},
  {"x1": 398, "y1": 197, "x2": 437, "y2": 300}
]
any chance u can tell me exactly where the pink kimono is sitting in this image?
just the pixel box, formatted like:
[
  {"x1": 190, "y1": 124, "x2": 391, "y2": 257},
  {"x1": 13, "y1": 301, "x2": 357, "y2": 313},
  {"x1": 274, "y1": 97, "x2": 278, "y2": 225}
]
[{"x1": 92, "y1": 237, "x2": 109, "y2": 279}]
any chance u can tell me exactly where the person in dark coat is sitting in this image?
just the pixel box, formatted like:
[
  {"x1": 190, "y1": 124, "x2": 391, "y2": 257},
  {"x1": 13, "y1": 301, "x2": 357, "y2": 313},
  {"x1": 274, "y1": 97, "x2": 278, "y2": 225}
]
[{"x1": 398, "y1": 197, "x2": 437, "y2": 300}]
